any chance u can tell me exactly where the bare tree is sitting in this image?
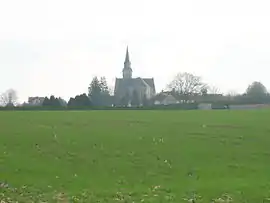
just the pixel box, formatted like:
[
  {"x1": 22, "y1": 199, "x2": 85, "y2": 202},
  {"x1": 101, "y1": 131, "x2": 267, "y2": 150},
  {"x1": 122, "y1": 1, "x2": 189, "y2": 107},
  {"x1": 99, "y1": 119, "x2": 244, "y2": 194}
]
[
  {"x1": 108, "y1": 86, "x2": 114, "y2": 96},
  {"x1": 225, "y1": 90, "x2": 239, "y2": 101},
  {"x1": 167, "y1": 72, "x2": 206, "y2": 95},
  {"x1": 226, "y1": 90, "x2": 238, "y2": 97},
  {"x1": 207, "y1": 85, "x2": 221, "y2": 95},
  {"x1": 0, "y1": 89, "x2": 18, "y2": 106}
]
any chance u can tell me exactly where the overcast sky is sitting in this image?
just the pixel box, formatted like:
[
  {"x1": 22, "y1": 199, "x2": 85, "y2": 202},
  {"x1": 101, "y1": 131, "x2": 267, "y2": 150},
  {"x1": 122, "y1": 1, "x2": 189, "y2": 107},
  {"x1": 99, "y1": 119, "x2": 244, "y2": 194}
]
[{"x1": 1, "y1": 0, "x2": 270, "y2": 102}]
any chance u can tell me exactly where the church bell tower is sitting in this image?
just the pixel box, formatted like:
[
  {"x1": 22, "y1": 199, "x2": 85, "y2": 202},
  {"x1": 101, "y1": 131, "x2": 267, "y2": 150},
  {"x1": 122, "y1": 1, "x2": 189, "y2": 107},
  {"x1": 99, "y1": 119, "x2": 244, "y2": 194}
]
[{"x1": 122, "y1": 46, "x2": 132, "y2": 79}]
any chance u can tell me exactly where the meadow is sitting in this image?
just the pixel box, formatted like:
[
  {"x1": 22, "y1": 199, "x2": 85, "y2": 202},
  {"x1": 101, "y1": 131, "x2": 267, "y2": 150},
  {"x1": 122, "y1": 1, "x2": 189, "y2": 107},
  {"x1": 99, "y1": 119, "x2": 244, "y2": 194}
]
[{"x1": 1, "y1": 110, "x2": 270, "y2": 202}]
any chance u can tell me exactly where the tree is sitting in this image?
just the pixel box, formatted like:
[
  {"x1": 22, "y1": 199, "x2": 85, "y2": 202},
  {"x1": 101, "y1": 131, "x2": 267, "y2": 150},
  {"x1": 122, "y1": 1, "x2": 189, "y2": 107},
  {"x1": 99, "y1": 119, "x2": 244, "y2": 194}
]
[
  {"x1": 88, "y1": 76, "x2": 111, "y2": 106},
  {"x1": 99, "y1": 77, "x2": 112, "y2": 106},
  {"x1": 42, "y1": 97, "x2": 51, "y2": 106},
  {"x1": 131, "y1": 90, "x2": 140, "y2": 106},
  {"x1": 100, "y1": 76, "x2": 110, "y2": 95},
  {"x1": 67, "y1": 98, "x2": 76, "y2": 107},
  {"x1": 200, "y1": 87, "x2": 208, "y2": 96},
  {"x1": 246, "y1": 81, "x2": 267, "y2": 97},
  {"x1": 167, "y1": 72, "x2": 206, "y2": 103},
  {"x1": 225, "y1": 90, "x2": 239, "y2": 101},
  {"x1": 200, "y1": 85, "x2": 221, "y2": 96},
  {"x1": 108, "y1": 86, "x2": 114, "y2": 96},
  {"x1": 50, "y1": 95, "x2": 61, "y2": 107},
  {"x1": 0, "y1": 89, "x2": 18, "y2": 107},
  {"x1": 42, "y1": 95, "x2": 61, "y2": 107},
  {"x1": 168, "y1": 72, "x2": 206, "y2": 96},
  {"x1": 75, "y1": 94, "x2": 91, "y2": 106},
  {"x1": 243, "y1": 81, "x2": 268, "y2": 103},
  {"x1": 68, "y1": 94, "x2": 91, "y2": 108},
  {"x1": 207, "y1": 85, "x2": 221, "y2": 94},
  {"x1": 88, "y1": 76, "x2": 102, "y2": 106},
  {"x1": 58, "y1": 97, "x2": 67, "y2": 106},
  {"x1": 226, "y1": 90, "x2": 239, "y2": 97}
]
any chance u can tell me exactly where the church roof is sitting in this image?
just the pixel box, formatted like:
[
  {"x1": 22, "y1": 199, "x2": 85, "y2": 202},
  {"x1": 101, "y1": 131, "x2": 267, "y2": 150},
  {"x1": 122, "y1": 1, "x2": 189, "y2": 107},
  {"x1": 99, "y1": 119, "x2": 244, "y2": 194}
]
[
  {"x1": 114, "y1": 78, "x2": 147, "y2": 92},
  {"x1": 114, "y1": 77, "x2": 156, "y2": 95},
  {"x1": 142, "y1": 78, "x2": 156, "y2": 93},
  {"x1": 114, "y1": 78, "x2": 156, "y2": 94},
  {"x1": 115, "y1": 78, "x2": 153, "y2": 88}
]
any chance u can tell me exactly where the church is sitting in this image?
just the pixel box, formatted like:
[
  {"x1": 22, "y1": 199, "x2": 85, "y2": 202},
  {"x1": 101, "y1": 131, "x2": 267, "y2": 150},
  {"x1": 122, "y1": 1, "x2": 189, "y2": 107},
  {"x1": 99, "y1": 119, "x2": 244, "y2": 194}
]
[{"x1": 114, "y1": 47, "x2": 156, "y2": 106}]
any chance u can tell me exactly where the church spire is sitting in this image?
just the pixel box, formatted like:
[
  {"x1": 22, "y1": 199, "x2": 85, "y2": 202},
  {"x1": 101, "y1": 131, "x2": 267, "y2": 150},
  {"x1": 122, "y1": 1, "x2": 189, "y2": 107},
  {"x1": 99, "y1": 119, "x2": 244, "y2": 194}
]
[
  {"x1": 123, "y1": 46, "x2": 132, "y2": 79},
  {"x1": 124, "y1": 46, "x2": 130, "y2": 63}
]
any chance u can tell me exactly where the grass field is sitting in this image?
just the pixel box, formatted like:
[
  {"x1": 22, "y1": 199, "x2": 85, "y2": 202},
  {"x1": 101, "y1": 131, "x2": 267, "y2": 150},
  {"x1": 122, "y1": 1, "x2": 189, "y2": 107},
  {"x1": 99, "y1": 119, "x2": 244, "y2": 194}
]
[{"x1": 1, "y1": 110, "x2": 270, "y2": 202}]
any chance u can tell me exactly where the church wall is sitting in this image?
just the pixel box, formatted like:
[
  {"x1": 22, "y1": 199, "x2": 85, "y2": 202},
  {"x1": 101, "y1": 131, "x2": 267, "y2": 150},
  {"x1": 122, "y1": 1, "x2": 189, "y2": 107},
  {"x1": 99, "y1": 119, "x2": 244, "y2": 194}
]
[{"x1": 145, "y1": 86, "x2": 152, "y2": 99}]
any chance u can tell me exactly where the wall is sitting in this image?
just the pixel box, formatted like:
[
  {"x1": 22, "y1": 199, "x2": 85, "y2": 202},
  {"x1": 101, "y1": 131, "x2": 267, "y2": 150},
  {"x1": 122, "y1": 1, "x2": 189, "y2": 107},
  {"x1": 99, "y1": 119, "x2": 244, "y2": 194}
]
[
  {"x1": 162, "y1": 95, "x2": 178, "y2": 105},
  {"x1": 198, "y1": 103, "x2": 212, "y2": 110},
  {"x1": 229, "y1": 104, "x2": 270, "y2": 110}
]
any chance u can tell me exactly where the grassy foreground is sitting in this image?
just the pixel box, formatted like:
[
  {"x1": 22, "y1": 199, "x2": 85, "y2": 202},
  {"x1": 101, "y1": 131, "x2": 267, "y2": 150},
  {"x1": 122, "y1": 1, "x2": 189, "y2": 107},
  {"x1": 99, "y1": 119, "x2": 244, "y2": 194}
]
[{"x1": 1, "y1": 110, "x2": 270, "y2": 202}]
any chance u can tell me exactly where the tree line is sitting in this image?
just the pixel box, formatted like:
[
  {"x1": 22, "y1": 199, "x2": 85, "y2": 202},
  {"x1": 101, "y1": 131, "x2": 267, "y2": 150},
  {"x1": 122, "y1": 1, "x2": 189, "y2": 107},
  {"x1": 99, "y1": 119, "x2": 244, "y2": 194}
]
[
  {"x1": 43, "y1": 76, "x2": 111, "y2": 108},
  {"x1": 1, "y1": 72, "x2": 270, "y2": 108},
  {"x1": 166, "y1": 72, "x2": 270, "y2": 104}
]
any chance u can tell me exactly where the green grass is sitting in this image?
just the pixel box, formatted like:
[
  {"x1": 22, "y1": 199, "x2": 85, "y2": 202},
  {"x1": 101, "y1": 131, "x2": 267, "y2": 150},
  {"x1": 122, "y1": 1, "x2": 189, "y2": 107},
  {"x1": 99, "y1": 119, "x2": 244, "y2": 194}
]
[{"x1": 1, "y1": 110, "x2": 270, "y2": 202}]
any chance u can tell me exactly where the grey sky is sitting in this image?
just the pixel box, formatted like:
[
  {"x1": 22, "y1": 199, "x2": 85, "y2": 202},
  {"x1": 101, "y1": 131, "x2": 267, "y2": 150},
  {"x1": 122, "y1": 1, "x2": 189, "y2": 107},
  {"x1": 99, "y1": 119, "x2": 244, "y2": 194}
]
[{"x1": 1, "y1": 0, "x2": 270, "y2": 102}]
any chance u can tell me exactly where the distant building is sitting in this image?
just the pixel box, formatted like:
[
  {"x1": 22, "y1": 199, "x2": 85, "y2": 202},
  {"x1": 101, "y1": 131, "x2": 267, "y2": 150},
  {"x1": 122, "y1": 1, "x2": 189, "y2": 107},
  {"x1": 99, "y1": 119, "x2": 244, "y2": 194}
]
[
  {"x1": 198, "y1": 103, "x2": 212, "y2": 110},
  {"x1": 114, "y1": 47, "x2": 156, "y2": 106},
  {"x1": 154, "y1": 92, "x2": 179, "y2": 105}
]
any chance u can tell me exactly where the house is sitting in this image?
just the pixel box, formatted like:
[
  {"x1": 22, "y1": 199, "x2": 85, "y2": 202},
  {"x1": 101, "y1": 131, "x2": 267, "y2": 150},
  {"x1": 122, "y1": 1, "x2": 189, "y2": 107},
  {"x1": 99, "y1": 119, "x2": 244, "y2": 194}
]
[{"x1": 154, "y1": 92, "x2": 179, "y2": 105}]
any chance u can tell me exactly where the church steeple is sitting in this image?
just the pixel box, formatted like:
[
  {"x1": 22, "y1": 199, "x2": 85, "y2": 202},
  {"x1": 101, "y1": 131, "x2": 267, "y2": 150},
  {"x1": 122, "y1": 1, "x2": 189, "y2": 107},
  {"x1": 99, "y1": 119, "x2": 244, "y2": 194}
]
[
  {"x1": 124, "y1": 46, "x2": 130, "y2": 64},
  {"x1": 123, "y1": 46, "x2": 132, "y2": 79}
]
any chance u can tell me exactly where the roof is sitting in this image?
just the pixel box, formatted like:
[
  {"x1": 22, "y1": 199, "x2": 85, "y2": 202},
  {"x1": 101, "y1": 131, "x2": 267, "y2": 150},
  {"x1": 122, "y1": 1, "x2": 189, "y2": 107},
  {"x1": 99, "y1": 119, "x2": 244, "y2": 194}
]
[
  {"x1": 114, "y1": 78, "x2": 146, "y2": 93},
  {"x1": 114, "y1": 77, "x2": 156, "y2": 95},
  {"x1": 154, "y1": 92, "x2": 176, "y2": 101},
  {"x1": 153, "y1": 94, "x2": 167, "y2": 102},
  {"x1": 153, "y1": 92, "x2": 177, "y2": 102},
  {"x1": 142, "y1": 78, "x2": 156, "y2": 93}
]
